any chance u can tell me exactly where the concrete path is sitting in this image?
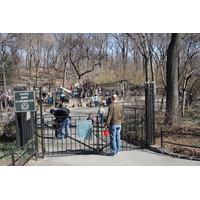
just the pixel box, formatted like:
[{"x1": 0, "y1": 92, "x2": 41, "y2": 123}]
[{"x1": 31, "y1": 149, "x2": 200, "y2": 166}]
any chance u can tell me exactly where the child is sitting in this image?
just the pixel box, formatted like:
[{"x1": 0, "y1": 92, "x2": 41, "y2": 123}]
[
  {"x1": 87, "y1": 113, "x2": 95, "y2": 124},
  {"x1": 93, "y1": 95, "x2": 98, "y2": 107},
  {"x1": 97, "y1": 105, "x2": 105, "y2": 123}
]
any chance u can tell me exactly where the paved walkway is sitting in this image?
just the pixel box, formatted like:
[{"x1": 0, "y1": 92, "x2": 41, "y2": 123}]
[{"x1": 31, "y1": 149, "x2": 200, "y2": 166}]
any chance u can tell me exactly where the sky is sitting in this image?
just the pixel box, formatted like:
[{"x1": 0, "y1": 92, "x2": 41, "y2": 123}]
[{"x1": 1, "y1": 0, "x2": 199, "y2": 33}]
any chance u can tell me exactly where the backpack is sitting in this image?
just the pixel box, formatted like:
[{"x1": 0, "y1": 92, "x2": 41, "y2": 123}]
[{"x1": 58, "y1": 107, "x2": 70, "y2": 117}]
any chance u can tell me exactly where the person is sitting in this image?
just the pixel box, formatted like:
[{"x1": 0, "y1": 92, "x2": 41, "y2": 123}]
[
  {"x1": 98, "y1": 87, "x2": 102, "y2": 95},
  {"x1": 71, "y1": 90, "x2": 75, "y2": 99},
  {"x1": 106, "y1": 96, "x2": 112, "y2": 106},
  {"x1": 7, "y1": 89, "x2": 12, "y2": 95},
  {"x1": 58, "y1": 104, "x2": 70, "y2": 138},
  {"x1": 93, "y1": 95, "x2": 98, "y2": 107},
  {"x1": 56, "y1": 89, "x2": 61, "y2": 97},
  {"x1": 50, "y1": 104, "x2": 70, "y2": 139},
  {"x1": 188, "y1": 92, "x2": 193, "y2": 105},
  {"x1": 87, "y1": 113, "x2": 95, "y2": 125},
  {"x1": 47, "y1": 93, "x2": 53, "y2": 104},
  {"x1": 83, "y1": 87, "x2": 88, "y2": 100},
  {"x1": 1, "y1": 93, "x2": 7, "y2": 110},
  {"x1": 97, "y1": 105, "x2": 105, "y2": 123},
  {"x1": 104, "y1": 94, "x2": 124, "y2": 156},
  {"x1": 179, "y1": 90, "x2": 183, "y2": 104},
  {"x1": 50, "y1": 109, "x2": 61, "y2": 138},
  {"x1": 60, "y1": 93, "x2": 65, "y2": 103}
]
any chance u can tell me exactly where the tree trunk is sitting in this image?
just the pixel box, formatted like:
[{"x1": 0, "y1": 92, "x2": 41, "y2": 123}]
[
  {"x1": 63, "y1": 62, "x2": 67, "y2": 88},
  {"x1": 150, "y1": 54, "x2": 156, "y2": 94},
  {"x1": 181, "y1": 76, "x2": 188, "y2": 116},
  {"x1": 165, "y1": 33, "x2": 182, "y2": 125},
  {"x1": 29, "y1": 33, "x2": 33, "y2": 80},
  {"x1": 35, "y1": 60, "x2": 39, "y2": 88},
  {"x1": 144, "y1": 56, "x2": 149, "y2": 82},
  {"x1": 2, "y1": 62, "x2": 7, "y2": 93}
]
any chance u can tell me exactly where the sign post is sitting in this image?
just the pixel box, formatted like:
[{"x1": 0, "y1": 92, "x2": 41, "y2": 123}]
[{"x1": 14, "y1": 91, "x2": 36, "y2": 147}]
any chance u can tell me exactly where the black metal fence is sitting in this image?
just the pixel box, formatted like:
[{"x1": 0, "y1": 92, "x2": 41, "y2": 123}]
[
  {"x1": 160, "y1": 129, "x2": 200, "y2": 158},
  {"x1": 37, "y1": 115, "x2": 111, "y2": 156},
  {"x1": 37, "y1": 108, "x2": 146, "y2": 157},
  {"x1": 34, "y1": 82, "x2": 154, "y2": 157},
  {"x1": 122, "y1": 106, "x2": 146, "y2": 148},
  {"x1": 0, "y1": 137, "x2": 37, "y2": 166}
]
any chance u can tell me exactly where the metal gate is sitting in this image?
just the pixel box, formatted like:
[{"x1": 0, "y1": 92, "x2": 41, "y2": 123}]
[
  {"x1": 38, "y1": 116, "x2": 110, "y2": 156},
  {"x1": 36, "y1": 82, "x2": 154, "y2": 157},
  {"x1": 37, "y1": 107, "x2": 146, "y2": 157}
]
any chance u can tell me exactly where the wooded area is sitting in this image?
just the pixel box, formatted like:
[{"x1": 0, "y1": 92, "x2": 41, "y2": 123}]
[{"x1": 0, "y1": 33, "x2": 200, "y2": 125}]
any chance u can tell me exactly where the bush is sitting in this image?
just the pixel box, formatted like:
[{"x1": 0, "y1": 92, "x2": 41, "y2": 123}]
[{"x1": 0, "y1": 121, "x2": 16, "y2": 142}]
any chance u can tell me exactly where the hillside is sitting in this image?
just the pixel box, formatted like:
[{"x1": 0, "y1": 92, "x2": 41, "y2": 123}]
[{"x1": 11, "y1": 67, "x2": 65, "y2": 90}]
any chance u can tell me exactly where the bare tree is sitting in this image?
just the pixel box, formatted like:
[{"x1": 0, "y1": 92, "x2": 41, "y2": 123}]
[
  {"x1": 152, "y1": 33, "x2": 171, "y2": 108},
  {"x1": 179, "y1": 33, "x2": 200, "y2": 115},
  {"x1": 110, "y1": 33, "x2": 129, "y2": 79},
  {"x1": 55, "y1": 33, "x2": 70, "y2": 87},
  {"x1": 69, "y1": 33, "x2": 105, "y2": 81},
  {"x1": 0, "y1": 33, "x2": 17, "y2": 92},
  {"x1": 127, "y1": 33, "x2": 155, "y2": 83}
]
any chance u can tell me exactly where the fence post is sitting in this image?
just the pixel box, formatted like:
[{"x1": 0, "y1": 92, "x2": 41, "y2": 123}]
[
  {"x1": 145, "y1": 82, "x2": 150, "y2": 148},
  {"x1": 145, "y1": 82, "x2": 155, "y2": 148},
  {"x1": 161, "y1": 128, "x2": 163, "y2": 148},
  {"x1": 39, "y1": 87, "x2": 45, "y2": 158},
  {"x1": 150, "y1": 82, "x2": 155, "y2": 145},
  {"x1": 34, "y1": 111, "x2": 38, "y2": 160},
  {"x1": 11, "y1": 147, "x2": 15, "y2": 166},
  {"x1": 96, "y1": 116, "x2": 100, "y2": 153}
]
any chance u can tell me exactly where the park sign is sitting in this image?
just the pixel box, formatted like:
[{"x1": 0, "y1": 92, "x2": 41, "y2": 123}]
[
  {"x1": 14, "y1": 91, "x2": 36, "y2": 112},
  {"x1": 77, "y1": 120, "x2": 93, "y2": 140}
]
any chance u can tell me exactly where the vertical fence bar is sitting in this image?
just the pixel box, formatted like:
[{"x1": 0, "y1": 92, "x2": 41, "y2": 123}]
[
  {"x1": 34, "y1": 111, "x2": 38, "y2": 160},
  {"x1": 141, "y1": 120, "x2": 144, "y2": 149},
  {"x1": 11, "y1": 147, "x2": 15, "y2": 166},
  {"x1": 135, "y1": 110, "x2": 138, "y2": 148},
  {"x1": 56, "y1": 126, "x2": 59, "y2": 155},
  {"x1": 125, "y1": 114, "x2": 128, "y2": 150},
  {"x1": 51, "y1": 119, "x2": 54, "y2": 152},
  {"x1": 67, "y1": 118, "x2": 70, "y2": 152},
  {"x1": 145, "y1": 82, "x2": 149, "y2": 148},
  {"x1": 30, "y1": 112, "x2": 34, "y2": 158},
  {"x1": 129, "y1": 113, "x2": 132, "y2": 149},
  {"x1": 39, "y1": 87, "x2": 45, "y2": 158},
  {"x1": 47, "y1": 120, "x2": 50, "y2": 154},
  {"x1": 150, "y1": 82, "x2": 155, "y2": 145},
  {"x1": 161, "y1": 128, "x2": 163, "y2": 148},
  {"x1": 96, "y1": 116, "x2": 100, "y2": 153},
  {"x1": 74, "y1": 117, "x2": 77, "y2": 152},
  {"x1": 93, "y1": 117, "x2": 95, "y2": 151}
]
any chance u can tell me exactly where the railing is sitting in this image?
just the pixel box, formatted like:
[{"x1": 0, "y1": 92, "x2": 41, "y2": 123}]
[
  {"x1": 0, "y1": 138, "x2": 37, "y2": 166},
  {"x1": 37, "y1": 115, "x2": 111, "y2": 156},
  {"x1": 37, "y1": 110, "x2": 146, "y2": 157},
  {"x1": 160, "y1": 129, "x2": 200, "y2": 158}
]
